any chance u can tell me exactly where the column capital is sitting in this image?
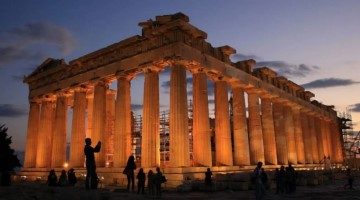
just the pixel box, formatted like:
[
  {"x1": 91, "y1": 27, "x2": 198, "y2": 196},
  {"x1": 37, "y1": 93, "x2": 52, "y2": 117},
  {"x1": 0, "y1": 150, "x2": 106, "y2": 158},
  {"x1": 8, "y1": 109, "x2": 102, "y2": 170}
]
[
  {"x1": 40, "y1": 94, "x2": 56, "y2": 102},
  {"x1": 142, "y1": 66, "x2": 162, "y2": 74}
]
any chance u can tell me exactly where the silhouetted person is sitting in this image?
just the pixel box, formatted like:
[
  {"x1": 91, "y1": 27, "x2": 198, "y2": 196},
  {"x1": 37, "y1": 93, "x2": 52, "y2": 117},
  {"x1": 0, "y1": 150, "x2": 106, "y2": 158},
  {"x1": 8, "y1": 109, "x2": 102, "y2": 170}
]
[
  {"x1": 155, "y1": 167, "x2": 165, "y2": 197},
  {"x1": 275, "y1": 168, "x2": 280, "y2": 194},
  {"x1": 125, "y1": 155, "x2": 136, "y2": 192},
  {"x1": 205, "y1": 168, "x2": 213, "y2": 187},
  {"x1": 287, "y1": 164, "x2": 296, "y2": 193},
  {"x1": 260, "y1": 168, "x2": 268, "y2": 189},
  {"x1": 58, "y1": 169, "x2": 68, "y2": 186},
  {"x1": 253, "y1": 162, "x2": 265, "y2": 200},
  {"x1": 67, "y1": 168, "x2": 77, "y2": 186},
  {"x1": 344, "y1": 168, "x2": 354, "y2": 190},
  {"x1": 276, "y1": 166, "x2": 286, "y2": 194},
  {"x1": 84, "y1": 138, "x2": 101, "y2": 189},
  {"x1": 147, "y1": 170, "x2": 155, "y2": 196},
  {"x1": 47, "y1": 169, "x2": 58, "y2": 187},
  {"x1": 137, "y1": 168, "x2": 146, "y2": 194}
]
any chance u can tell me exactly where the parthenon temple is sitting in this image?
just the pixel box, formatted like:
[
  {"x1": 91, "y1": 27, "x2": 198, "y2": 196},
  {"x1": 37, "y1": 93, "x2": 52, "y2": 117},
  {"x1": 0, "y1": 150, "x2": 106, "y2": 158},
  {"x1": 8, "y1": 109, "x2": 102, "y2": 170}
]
[{"x1": 22, "y1": 13, "x2": 344, "y2": 184}]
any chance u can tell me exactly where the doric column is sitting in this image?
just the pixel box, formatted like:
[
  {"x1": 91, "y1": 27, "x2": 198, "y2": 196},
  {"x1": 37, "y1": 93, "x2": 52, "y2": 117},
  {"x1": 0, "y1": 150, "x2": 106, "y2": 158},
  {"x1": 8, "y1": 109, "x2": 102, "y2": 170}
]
[
  {"x1": 284, "y1": 105, "x2": 297, "y2": 164},
  {"x1": 114, "y1": 76, "x2": 132, "y2": 167},
  {"x1": 273, "y1": 101, "x2": 288, "y2": 165},
  {"x1": 92, "y1": 81, "x2": 108, "y2": 167},
  {"x1": 36, "y1": 96, "x2": 55, "y2": 168},
  {"x1": 232, "y1": 87, "x2": 250, "y2": 166},
  {"x1": 51, "y1": 93, "x2": 68, "y2": 168},
  {"x1": 315, "y1": 116, "x2": 325, "y2": 160},
  {"x1": 169, "y1": 65, "x2": 190, "y2": 167},
  {"x1": 331, "y1": 121, "x2": 344, "y2": 163},
  {"x1": 325, "y1": 120, "x2": 333, "y2": 158},
  {"x1": 308, "y1": 114, "x2": 319, "y2": 163},
  {"x1": 321, "y1": 119, "x2": 330, "y2": 157},
  {"x1": 24, "y1": 100, "x2": 40, "y2": 168},
  {"x1": 192, "y1": 70, "x2": 212, "y2": 167},
  {"x1": 69, "y1": 88, "x2": 87, "y2": 168},
  {"x1": 215, "y1": 79, "x2": 233, "y2": 166},
  {"x1": 248, "y1": 91, "x2": 265, "y2": 164},
  {"x1": 105, "y1": 89, "x2": 116, "y2": 165},
  {"x1": 260, "y1": 97, "x2": 277, "y2": 165},
  {"x1": 300, "y1": 110, "x2": 313, "y2": 164},
  {"x1": 86, "y1": 91, "x2": 94, "y2": 138},
  {"x1": 141, "y1": 68, "x2": 160, "y2": 167},
  {"x1": 292, "y1": 107, "x2": 305, "y2": 164}
]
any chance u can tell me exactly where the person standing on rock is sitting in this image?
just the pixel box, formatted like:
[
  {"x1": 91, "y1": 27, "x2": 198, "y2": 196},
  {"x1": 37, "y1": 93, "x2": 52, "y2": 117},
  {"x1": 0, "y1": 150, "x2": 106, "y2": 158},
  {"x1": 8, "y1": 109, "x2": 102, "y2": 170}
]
[
  {"x1": 84, "y1": 138, "x2": 101, "y2": 190},
  {"x1": 124, "y1": 155, "x2": 136, "y2": 192},
  {"x1": 253, "y1": 162, "x2": 266, "y2": 200}
]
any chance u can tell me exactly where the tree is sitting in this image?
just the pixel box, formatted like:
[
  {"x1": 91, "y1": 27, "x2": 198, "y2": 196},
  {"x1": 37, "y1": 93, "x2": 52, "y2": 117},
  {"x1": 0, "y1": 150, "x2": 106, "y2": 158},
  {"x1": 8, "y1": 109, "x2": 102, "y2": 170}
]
[{"x1": 0, "y1": 124, "x2": 21, "y2": 186}]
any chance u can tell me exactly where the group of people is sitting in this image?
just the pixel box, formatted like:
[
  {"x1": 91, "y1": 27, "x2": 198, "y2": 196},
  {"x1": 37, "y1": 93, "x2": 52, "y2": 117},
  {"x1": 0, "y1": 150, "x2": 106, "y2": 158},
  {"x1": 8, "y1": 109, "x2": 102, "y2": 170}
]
[
  {"x1": 123, "y1": 155, "x2": 166, "y2": 197},
  {"x1": 47, "y1": 168, "x2": 77, "y2": 187},
  {"x1": 274, "y1": 164, "x2": 297, "y2": 194}
]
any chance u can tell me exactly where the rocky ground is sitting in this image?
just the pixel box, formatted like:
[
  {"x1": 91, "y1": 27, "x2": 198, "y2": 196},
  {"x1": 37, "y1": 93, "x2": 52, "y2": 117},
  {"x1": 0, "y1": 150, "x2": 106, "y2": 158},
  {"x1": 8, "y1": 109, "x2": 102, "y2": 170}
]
[{"x1": 0, "y1": 178, "x2": 359, "y2": 200}]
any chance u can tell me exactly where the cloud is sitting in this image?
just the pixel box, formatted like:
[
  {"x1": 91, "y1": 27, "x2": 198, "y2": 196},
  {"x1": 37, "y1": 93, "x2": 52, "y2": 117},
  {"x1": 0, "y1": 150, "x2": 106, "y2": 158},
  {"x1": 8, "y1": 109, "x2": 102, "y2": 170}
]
[
  {"x1": 0, "y1": 104, "x2": 27, "y2": 117},
  {"x1": 301, "y1": 78, "x2": 360, "y2": 89},
  {"x1": 11, "y1": 75, "x2": 25, "y2": 82},
  {"x1": 256, "y1": 61, "x2": 319, "y2": 78},
  {"x1": 0, "y1": 22, "x2": 76, "y2": 68},
  {"x1": 350, "y1": 104, "x2": 360, "y2": 112},
  {"x1": 131, "y1": 104, "x2": 143, "y2": 111},
  {"x1": 231, "y1": 53, "x2": 260, "y2": 62}
]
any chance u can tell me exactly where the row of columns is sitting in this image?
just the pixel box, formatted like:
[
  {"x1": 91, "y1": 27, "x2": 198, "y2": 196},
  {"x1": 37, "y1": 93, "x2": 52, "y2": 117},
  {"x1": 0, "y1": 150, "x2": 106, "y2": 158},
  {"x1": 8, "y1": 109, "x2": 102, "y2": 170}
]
[{"x1": 23, "y1": 65, "x2": 344, "y2": 169}]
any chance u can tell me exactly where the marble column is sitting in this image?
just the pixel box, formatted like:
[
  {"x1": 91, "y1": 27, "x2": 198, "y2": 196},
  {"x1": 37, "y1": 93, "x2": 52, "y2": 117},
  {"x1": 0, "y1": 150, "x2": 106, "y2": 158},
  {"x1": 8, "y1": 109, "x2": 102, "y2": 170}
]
[
  {"x1": 315, "y1": 116, "x2": 325, "y2": 160},
  {"x1": 36, "y1": 97, "x2": 55, "y2": 168},
  {"x1": 320, "y1": 119, "x2": 330, "y2": 157},
  {"x1": 273, "y1": 101, "x2": 288, "y2": 165},
  {"x1": 170, "y1": 65, "x2": 190, "y2": 167},
  {"x1": 260, "y1": 97, "x2": 277, "y2": 165},
  {"x1": 308, "y1": 114, "x2": 319, "y2": 163},
  {"x1": 248, "y1": 91, "x2": 265, "y2": 164},
  {"x1": 300, "y1": 111, "x2": 313, "y2": 164},
  {"x1": 51, "y1": 94, "x2": 68, "y2": 168},
  {"x1": 284, "y1": 105, "x2": 297, "y2": 164},
  {"x1": 214, "y1": 80, "x2": 233, "y2": 166},
  {"x1": 86, "y1": 93, "x2": 94, "y2": 138},
  {"x1": 232, "y1": 87, "x2": 251, "y2": 166},
  {"x1": 69, "y1": 89, "x2": 87, "y2": 168},
  {"x1": 292, "y1": 107, "x2": 305, "y2": 164},
  {"x1": 331, "y1": 121, "x2": 343, "y2": 163},
  {"x1": 92, "y1": 81, "x2": 107, "y2": 167},
  {"x1": 192, "y1": 70, "x2": 212, "y2": 167},
  {"x1": 105, "y1": 90, "x2": 115, "y2": 165},
  {"x1": 24, "y1": 101, "x2": 40, "y2": 168},
  {"x1": 114, "y1": 76, "x2": 132, "y2": 167},
  {"x1": 141, "y1": 68, "x2": 160, "y2": 167},
  {"x1": 325, "y1": 120, "x2": 333, "y2": 158}
]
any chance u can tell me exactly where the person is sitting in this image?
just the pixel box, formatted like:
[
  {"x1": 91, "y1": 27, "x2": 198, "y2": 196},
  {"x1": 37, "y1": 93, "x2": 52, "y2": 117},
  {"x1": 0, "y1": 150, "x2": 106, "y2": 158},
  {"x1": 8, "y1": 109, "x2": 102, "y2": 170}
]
[
  {"x1": 147, "y1": 170, "x2": 155, "y2": 196},
  {"x1": 287, "y1": 164, "x2": 296, "y2": 193},
  {"x1": 84, "y1": 138, "x2": 101, "y2": 190},
  {"x1": 205, "y1": 168, "x2": 213, "y2": 187},
  {"x1": 275, "y1": 166, "x2": 286, "y2": 194},
  {"x1": 252, "y1": 162, "x2": 265, "y2": 200},
  {"x1": 47, "y1": 169, "x2": 58, "y2": 186},
  {"x1": 260, "y1": 168, "x2": 268, "y2": 190},
  {"x1": 137, "y1": 168, "x2": 146, "y2": 194},
  {"x1": 58, "y1": 169, "x2": 68, "y2": 186},
  {"x1": 67, "y1": 168, "x2": 77, "y2": 186},
  {"x1": 155, "y1": 167, "x2": 165, "y2": 197},
  {"x1": 344, "y1": 168, "x2": 354, "y2": 190},
  {"x1": 124, "y1": 155, "x2": 136, "y2": 192}
]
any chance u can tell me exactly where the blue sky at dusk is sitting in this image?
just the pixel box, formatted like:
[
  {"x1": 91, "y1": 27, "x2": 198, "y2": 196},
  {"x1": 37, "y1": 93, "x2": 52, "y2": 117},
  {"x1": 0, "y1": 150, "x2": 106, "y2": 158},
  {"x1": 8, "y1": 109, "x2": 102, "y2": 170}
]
[{"x1": 1, "y1": 0, "x2": 359, "y2": 150}]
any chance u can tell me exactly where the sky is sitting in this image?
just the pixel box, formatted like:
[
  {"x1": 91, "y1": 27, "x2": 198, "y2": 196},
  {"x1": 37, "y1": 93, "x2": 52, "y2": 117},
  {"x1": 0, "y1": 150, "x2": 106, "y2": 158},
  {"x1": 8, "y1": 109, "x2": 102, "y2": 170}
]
[{"x1": 0, "y1": 0, "x2": 359, "y2": 151}]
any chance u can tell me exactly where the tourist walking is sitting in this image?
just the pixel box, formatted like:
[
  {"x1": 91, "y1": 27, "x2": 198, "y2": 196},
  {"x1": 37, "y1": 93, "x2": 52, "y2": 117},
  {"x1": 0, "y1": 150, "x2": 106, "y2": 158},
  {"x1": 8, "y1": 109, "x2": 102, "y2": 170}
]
[
  {"x1": 147, "y1": 170, "x2": 155, "y2": 196},
  {"x1": 137, "y1": 168, "x2": 146, "y2": 194},
  {"x1": 275, "y1": 166, "x2": 286, "y2": 194},
  {"x1": 58, "y1": 169, "x2": 68, "y2": 186},
  {"x1": 287, "y1": 164, "x2": 296, "y2": 193},
  {"x1": 205, "y1": 168, "x2": 213, "y2": 186},
  {"x1": 84, "y1": 138, "x2": 101, "y2": 189},
  {"x1": 67, "y1": 168, "x2": 77, "y2": 186},
  {"x1": 260, "y1": 168, "x2": 268, "y2": 190},
  {"x1": 253, "y1": 162, "x2": 266, "y2": 200},
  {"x1": 155, "y1": 167, "x2": 166, "y2": 197},
  {"x1": 344, "y1": 168, "x2": 354, "y2": 190},
  {"x1": 47, "y1": 169, "x2": 58, "y2": 187},
  {"x1": 124, "y1": 155, "x2": 136, "y2": 192}
]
